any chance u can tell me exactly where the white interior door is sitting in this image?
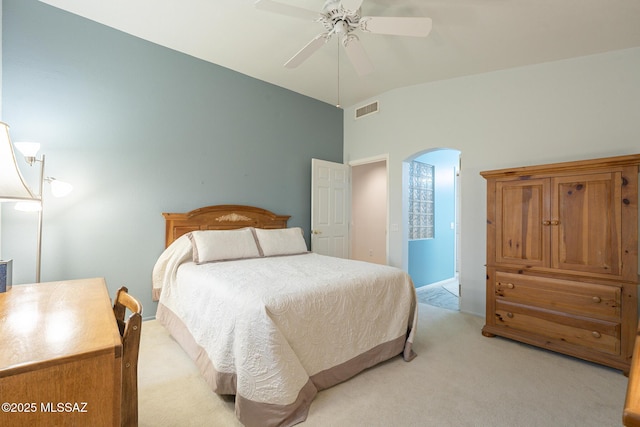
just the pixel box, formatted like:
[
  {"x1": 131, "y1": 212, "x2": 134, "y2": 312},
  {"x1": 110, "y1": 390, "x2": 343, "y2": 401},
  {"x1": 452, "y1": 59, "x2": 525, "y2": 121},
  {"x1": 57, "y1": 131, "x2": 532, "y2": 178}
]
[{"x1": 311, "y1": 158, "x2": 349, "y2": 257}]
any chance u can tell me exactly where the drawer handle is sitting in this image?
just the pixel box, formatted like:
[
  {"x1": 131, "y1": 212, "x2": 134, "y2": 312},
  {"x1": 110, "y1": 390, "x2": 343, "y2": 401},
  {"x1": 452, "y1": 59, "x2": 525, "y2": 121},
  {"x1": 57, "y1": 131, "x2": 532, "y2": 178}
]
[
  {"x1": 499, "y1": 282, "x2": 515, "y2": 289},
  {"x1": 550, "y1": 220, "x2": 560, "y2": 226},
  {"x1": 592, "y1": 296, "x2": 602, "y2": 303},
  {"x1": 542, "y1": 220, "x2": 551, "y2": 226},
  {"x1": 507, "y1": 312, "x2": 514, "y2": 318},
  {"x1": 592, "y1": 331, "x2": 601, "y2": 339}
]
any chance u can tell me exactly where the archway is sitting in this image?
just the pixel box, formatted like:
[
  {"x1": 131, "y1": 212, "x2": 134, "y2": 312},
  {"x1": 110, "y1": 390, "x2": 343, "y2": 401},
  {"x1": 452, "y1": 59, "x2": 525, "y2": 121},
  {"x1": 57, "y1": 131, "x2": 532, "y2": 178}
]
[{"x1": 403, "y1": 148, "x2": 461, "y2": 310}]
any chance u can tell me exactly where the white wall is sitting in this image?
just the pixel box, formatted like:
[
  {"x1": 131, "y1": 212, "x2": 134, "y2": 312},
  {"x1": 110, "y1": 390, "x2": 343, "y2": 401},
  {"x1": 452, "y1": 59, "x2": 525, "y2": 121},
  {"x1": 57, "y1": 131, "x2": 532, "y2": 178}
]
[{"x1": 344, "y1": 48, "x2": 640, "y2": 316}]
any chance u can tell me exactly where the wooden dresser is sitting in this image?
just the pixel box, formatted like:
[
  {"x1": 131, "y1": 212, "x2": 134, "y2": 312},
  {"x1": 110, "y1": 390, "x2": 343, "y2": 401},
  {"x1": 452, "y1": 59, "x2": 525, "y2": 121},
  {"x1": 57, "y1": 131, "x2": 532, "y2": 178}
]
[
  {"x1": 0, "y1": 278, "x2": 122, "y2": 426},
  {"x1": 481, "y1": 154, "x2": 640, "y2": 373}
]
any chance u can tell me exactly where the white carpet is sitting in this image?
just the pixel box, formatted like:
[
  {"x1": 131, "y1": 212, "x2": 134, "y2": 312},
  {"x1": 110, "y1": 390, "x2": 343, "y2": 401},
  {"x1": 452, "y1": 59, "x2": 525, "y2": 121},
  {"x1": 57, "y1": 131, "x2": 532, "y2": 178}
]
[{"x1": 138, "y1": 303, "x2": 628, "y2": 426}]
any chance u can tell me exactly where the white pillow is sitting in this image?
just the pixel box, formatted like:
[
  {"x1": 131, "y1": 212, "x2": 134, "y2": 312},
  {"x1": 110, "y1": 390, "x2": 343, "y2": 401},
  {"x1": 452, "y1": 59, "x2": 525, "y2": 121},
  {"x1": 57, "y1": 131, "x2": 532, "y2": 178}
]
[
  {"x1": 254, "y1": 227, "x2": 308, "y2": 257},
  {"x1": 188, "y1": 228, "x2": 261, "y2": 264}
]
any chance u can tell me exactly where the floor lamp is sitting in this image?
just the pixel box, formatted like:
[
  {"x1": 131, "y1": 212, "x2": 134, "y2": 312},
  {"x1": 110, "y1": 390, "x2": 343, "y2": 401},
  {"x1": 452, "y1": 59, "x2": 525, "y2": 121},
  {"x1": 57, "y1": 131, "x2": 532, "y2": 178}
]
[
  {"x1": 0, "y1": 121, "x2": 72, "y2": 283},
  {"x1": 0, "y1": 122, "x2": 38, "y2": 286}
]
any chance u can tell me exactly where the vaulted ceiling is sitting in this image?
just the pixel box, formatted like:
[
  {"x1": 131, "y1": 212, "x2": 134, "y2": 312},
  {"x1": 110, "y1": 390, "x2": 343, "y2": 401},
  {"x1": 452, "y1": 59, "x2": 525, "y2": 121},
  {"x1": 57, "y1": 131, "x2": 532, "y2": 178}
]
[{"x1": 40, "y1": 0, "x2": 640, "y2": 108}]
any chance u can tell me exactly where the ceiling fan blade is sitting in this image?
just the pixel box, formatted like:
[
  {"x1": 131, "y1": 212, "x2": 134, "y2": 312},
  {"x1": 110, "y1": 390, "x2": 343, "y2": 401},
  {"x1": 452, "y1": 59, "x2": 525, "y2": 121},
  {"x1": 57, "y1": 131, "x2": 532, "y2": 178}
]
[
  {"x1": 342, "y1": 35, "x2": 374, "y2": 77},
  {"x1": 360, "y1": 16, "x2": 433, "y2": 37},
  {"x1": 284, "y1": 34, "x2": 330, "y2": 69},
  {"x1": 340, "y1": 0, "x2": 364, "y2": 13},
  {"x1": 255, "y1": 0, "x2": 319, "y2": 21}
]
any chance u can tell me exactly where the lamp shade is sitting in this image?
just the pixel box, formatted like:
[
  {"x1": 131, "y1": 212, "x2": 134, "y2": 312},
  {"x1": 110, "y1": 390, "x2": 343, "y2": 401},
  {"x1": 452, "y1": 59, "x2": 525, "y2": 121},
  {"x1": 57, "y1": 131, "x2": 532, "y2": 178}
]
[
  {"x1": 49, "y1": 179, "x2": 73, "y2": 198},
  {"x1": 14, "y1": 141, "x2": 41, "y2": 158},
  {"x1": 0, "y1": 122, "x2": 38, "y2": 202}
]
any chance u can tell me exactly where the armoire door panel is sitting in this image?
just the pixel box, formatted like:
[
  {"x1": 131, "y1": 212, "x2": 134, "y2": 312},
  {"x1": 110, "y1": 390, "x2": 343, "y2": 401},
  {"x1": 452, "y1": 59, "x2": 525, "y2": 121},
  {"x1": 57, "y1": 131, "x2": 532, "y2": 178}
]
[
  {"x1": 495, "y1": 179, "x2": 548, "y2": 266},
  {"x1": 552, "y1": 172, "x2": 622, "y2": 275}
]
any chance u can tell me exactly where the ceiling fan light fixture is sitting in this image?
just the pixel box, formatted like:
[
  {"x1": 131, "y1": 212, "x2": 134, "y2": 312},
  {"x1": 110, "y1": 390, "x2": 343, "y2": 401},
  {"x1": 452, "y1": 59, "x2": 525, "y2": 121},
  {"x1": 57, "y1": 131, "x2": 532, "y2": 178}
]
[{"x1": 334, "y1": 20, "x2": 348, "y2": 35}]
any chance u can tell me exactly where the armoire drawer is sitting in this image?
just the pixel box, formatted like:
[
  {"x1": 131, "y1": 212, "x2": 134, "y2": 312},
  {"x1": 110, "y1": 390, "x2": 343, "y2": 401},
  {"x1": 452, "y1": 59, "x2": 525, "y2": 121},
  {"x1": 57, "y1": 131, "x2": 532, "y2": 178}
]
[
  {"x1": 494, "y1": 271, "x2": 621, "y2": 321},
  {"x1": 494, "y1": 301, "x2": 621, "y2": 355}
]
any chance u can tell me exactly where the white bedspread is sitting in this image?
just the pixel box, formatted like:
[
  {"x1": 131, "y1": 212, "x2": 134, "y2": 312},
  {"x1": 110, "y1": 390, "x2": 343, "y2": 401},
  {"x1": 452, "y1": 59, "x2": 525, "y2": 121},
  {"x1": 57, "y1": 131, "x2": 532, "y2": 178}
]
[{"x1": 152, "y1": 235, "x2": 417, "y2": 426}]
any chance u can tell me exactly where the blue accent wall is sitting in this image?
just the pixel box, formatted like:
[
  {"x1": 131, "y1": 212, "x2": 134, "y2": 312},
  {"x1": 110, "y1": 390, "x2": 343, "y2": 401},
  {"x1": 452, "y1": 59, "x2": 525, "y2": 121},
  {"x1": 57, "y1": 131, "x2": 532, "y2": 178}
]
[
  {"x1": 408, "y1": 149, "x2": 459, "y2": 287},
  {"x1": 1, "y1": 0, "x2": 343, "y2": 317}
]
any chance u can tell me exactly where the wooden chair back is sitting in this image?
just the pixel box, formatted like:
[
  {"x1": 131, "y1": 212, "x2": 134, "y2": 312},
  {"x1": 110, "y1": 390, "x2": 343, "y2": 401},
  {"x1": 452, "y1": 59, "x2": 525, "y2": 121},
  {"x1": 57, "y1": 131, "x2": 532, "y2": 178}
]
[{"x1": 113, "y1": 286, "x2": 143, "y2": 427}]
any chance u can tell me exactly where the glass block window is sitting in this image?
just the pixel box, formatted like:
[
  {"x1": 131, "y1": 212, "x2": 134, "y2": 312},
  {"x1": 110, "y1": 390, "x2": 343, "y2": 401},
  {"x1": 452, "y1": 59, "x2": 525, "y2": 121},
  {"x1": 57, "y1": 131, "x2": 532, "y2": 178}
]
[{"x1": 408, "y1": 160, "x2": 434, "y2": 240}]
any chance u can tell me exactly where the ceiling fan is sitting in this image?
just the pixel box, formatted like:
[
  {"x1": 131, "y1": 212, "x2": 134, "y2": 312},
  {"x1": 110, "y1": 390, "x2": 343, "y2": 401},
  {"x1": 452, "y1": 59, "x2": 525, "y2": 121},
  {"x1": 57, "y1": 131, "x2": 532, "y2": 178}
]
[{"x1": 255, "y1": 0, "x2": 432, "y2": 76}]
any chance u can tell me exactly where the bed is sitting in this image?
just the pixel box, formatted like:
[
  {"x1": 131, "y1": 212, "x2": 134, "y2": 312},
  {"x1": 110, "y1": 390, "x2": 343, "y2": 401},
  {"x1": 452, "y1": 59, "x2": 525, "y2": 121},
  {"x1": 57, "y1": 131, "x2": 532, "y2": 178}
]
[{"x1": 152, "y1": 205, "x2": 418, "y2": 427}]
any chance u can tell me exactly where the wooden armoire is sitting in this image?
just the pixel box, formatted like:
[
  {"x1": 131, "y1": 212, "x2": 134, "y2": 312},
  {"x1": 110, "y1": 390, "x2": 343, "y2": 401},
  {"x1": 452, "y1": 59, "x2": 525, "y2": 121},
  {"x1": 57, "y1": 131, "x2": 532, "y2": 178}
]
[{"x1": 481, "y1": 154, "x2": 640, "y2": 373}]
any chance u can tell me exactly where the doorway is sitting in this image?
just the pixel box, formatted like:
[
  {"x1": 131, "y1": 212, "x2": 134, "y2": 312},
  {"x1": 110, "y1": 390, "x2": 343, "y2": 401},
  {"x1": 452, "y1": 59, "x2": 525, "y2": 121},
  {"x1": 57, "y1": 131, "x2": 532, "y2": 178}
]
[
  {"x1": 350, "y1": 156, "x2": 388, "y2": 264},
  {"x1": 404, "y1": 148, "x2": 461, "y2": 310}
]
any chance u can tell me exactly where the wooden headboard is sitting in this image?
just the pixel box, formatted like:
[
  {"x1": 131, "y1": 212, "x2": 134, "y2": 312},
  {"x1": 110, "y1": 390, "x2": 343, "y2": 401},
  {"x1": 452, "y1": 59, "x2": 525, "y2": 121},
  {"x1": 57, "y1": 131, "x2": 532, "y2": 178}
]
[{"x1": 162, "y1": 205, "x2": 290, "y2": 248}]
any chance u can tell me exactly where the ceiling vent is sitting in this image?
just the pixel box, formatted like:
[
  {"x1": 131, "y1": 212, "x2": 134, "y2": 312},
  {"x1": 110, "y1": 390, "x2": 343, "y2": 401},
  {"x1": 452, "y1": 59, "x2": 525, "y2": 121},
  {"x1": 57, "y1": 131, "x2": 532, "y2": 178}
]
[{"x1": 355, "y1": 101, "x2": 379, "y2": 119}]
